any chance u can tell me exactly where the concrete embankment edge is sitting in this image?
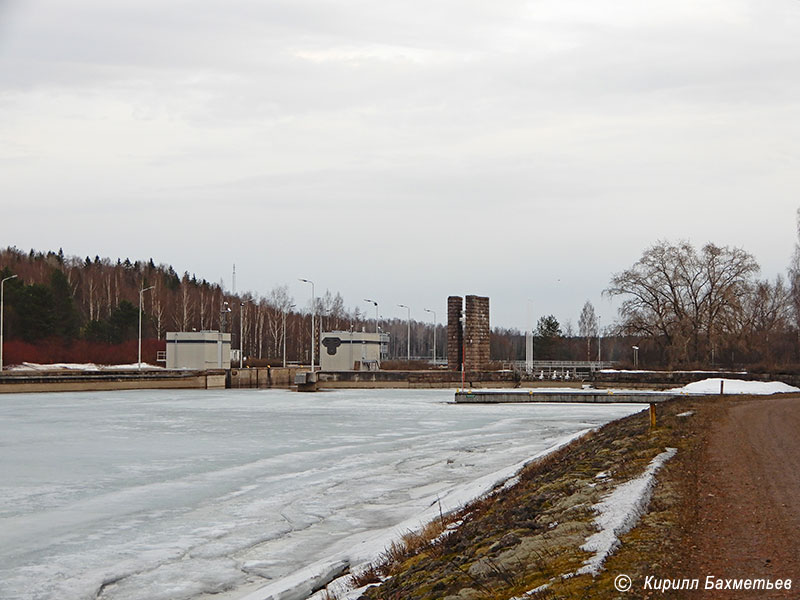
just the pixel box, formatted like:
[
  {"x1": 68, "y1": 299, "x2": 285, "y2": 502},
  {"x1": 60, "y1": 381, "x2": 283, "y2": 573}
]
[{"x1": 0, "y1": 370, "x2": 227, "y2": 393}]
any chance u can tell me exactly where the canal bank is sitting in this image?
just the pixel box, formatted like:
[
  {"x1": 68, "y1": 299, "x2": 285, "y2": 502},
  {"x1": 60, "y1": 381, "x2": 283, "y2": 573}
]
[
  {"x1": 0, "y1": 368, "x2": 228, "y2": 393},
  {"x1": 4, "y1": 366, "x2": 798, "y2": 394}
]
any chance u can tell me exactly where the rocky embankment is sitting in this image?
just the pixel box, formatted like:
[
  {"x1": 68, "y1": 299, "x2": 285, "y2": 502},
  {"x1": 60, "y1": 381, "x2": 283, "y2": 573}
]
[{"x1": 345, "y1": 396, "x2": 722, "y2": 600}]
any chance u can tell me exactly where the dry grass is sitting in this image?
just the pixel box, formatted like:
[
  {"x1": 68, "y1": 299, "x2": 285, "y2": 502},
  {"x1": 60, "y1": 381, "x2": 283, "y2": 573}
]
[{"x1": 355, "y1": 397, "x2": 715, "y2": 600}]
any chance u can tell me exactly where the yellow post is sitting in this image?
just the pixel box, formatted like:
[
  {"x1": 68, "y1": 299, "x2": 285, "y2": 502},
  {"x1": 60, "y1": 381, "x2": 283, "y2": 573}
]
[{"x1": 649, "y1": 402, "x2": 657, "y2": 428}]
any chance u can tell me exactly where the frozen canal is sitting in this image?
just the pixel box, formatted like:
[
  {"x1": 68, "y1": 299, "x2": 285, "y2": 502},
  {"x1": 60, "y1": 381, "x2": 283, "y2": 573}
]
[{"x1": 0, "y1": 388, "x2": 644, "y2": 600}]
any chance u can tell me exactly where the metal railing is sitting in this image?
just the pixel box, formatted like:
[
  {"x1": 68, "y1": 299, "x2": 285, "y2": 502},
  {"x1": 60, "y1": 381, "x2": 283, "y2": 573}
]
[{"x1": 503, "y1": 360, "x2": 617, "y2": 376}]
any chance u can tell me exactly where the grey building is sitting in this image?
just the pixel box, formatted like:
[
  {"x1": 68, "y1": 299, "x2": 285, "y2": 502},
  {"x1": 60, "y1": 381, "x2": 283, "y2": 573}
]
[
  {"x1": 320, "y1": 330, "x2": 389, "y2": 371},
  {"x1": 166, "y1": 331, "x2": 231, "y2": 370}
]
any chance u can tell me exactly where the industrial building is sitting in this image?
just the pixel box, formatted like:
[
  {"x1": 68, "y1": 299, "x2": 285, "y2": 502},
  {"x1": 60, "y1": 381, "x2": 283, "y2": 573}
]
[
  {"x1": 319, "y1": 330, "x2": 389, "y2": 371},
  {"x1": 166, "y1": 331, "x2": 231, "y2": 370}
]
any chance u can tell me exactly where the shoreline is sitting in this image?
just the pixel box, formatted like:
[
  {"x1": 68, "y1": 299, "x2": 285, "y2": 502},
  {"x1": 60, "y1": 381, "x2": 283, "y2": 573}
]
[
  {"x1": 335, "y1": 394, "x2": 726, "y2": 599},
  {"x1": 205, "y1": 428, "x2": 605, "y2": 600}
]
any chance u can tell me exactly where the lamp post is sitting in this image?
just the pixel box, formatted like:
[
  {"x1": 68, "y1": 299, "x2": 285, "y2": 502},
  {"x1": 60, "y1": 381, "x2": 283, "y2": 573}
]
[
  {"x1": 220, "y1": 301, "x2": 231, "y2": 332},
  {"x1": 283, "y1": 302, "x2": 295, "y2": 368},
  {"x1": 1, "y1": 274, "x2": 19, "y2": 371},
  {"x1": 138, "y1": 285, "x2": 155, "y2": 370},
  {"x1": 299, "y1": 278, "x2": 315, "y2": 371},
  {"x1": 364, "y1": 299, "x2": 378, "y2": 333},
  {"x1": 240, "y1": 302, "x2": 245, "y2": 368},
  {"x1": 424, "y1": 308, "x2": 436, "y2": 367},
  {"x1": 398, "y1": 304, "x2": 410, "y2": 362},
  {"x1": 597, "y1": 315, "x2": 602, "y2": 363},
  {"x1": 526, "y1": 299, "x2": 534, "y2": 375},
  {"x1": 218, "y1": 302, "x2": 231, "y2": 368}
]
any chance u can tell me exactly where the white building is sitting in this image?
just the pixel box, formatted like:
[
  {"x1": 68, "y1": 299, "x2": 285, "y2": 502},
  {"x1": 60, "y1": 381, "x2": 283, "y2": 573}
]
[
  {"x1": 320, "y1": 330, "x2": 389, "y2": 371},
  {"x1": 166, "y1": 331, "x2": 231, "y2": 370}
]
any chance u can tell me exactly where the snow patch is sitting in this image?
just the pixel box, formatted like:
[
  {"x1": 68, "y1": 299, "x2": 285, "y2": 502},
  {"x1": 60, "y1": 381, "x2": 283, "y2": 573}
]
[
  {"x1": 578, "y1": 447, "x2": 677, "y2": 576},
  {"x1": 668, "y1": 378, "x2": 799, "y2": 395},
  {"x1": 10, "y1": 361, "x2": 165, "y2": 371}
]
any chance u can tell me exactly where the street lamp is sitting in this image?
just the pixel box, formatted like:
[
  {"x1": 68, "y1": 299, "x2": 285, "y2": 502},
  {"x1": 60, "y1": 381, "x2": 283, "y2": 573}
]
[
  {"x1": 398, "y1": 304, "x2": 410, "y2": 362},
  {"x1": 219, "y1": 302, "x2": 231, "y2": 369},
  {"x1": 283, "y1": 302, "x2": 295, "y2": 368},
  {"x1": 299, "y1": 279, "x2": 315, "y2": 371},
  {"x1": 220, "y1": 302, "x2": 231, "y2": 332},
  {"x1": 424, "y1": 308, "x2": 436, "y2": 367},
  {"x1": 597, "y1": 316, "x2": 602, "y2": 363},
  {"x1": 364, "y1": 299, "x2": 378, "y2": 333},
  {"x1": 240, "y1": 302, "x2": 245, "y2": 368},
  {"x1": 138, "y1": 284, "x2": 155, "y2": 370},
  {"x1": 526, "y1": 299, "x2": 534, "y2": 375},
  {"x1": 1, "y1": 274, "x2": 19, "y2": 371}
]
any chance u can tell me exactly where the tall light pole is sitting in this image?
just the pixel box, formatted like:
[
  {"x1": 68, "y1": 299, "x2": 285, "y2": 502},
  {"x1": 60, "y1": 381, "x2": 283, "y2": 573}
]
[
  {"x1": 398, "y1": 304, "x2": 410, "y2": 362},
  {"x1": 220, "y1": 301, "x2": 231, "y2": 332},
  {"x1": 364, "y1": 299, "x2": 378, "y2": 333},
  {"x1": 424, "y1": 308, "x2": 436, "y2": 367},
  {"x1": 283, "y1": 302, "x2": 295, "y2": 368},
  {"x1": 597, "y1": 315, "x2": 602, "y2": 363},
  {"x1": 240, "y1": 302, "x2": 245, "y2": 368},
  {"x1": 219, "y1": 302, "x2": 231, "y2": 369},
  {"x1": 1, "y1": 274, "x2": 19, "y2": 372},
  {"x1": 299, "y1": 278, "x2": 315, "y2": 371},
  {"x1": 138, "y1": 284, "x2": 155, "y2": 370},
  {"x1": 526, "y1": 299, "x2": 534, "y2": 375}
]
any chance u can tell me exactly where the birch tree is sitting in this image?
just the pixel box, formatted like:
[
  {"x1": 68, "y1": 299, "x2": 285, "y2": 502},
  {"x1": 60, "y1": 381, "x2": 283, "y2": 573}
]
[{"x1": 578, "y1": 301, "x2": 598, "y2": 361}]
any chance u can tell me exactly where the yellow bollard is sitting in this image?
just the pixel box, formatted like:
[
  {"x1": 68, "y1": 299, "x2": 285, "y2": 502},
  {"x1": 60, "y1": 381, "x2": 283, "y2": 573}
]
[{"x1": 649, "y1": 402, "x2": 657, "y2": 428}]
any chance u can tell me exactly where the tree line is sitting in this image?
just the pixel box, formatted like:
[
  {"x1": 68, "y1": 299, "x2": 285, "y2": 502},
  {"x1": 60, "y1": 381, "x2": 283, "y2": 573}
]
[
  {"x1": 0, "y1": 247, "x2": 451, "y2": 366},
  {"x1": 606, "y1": 238, "x2": 796, "y2": 368},
  {"x1": 4, "y1": 219, "x2": 800, "y2": 371}
]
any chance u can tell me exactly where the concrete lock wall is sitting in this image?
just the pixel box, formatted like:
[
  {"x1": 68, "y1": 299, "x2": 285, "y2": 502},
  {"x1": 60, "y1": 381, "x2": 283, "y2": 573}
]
[
  {"x1": 0, "y1": 369, "x2": 227, "y2": 393},
  {"x1": 228, "y1": 367, "x2": 302, "y2": 388}
]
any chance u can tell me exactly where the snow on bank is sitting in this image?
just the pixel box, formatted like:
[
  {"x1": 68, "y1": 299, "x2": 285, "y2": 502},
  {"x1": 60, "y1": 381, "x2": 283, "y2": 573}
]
[
  {"x1": 669, "y1": 378, "x2": 799, "y2": 395},
  {"x1": 577, "y1": 447, "x2": 677, "y2": 576},
  {"x1": 600, "y1": 369, "x2": 747, "y2": 375},
  {"x1": 237, "y1": 430, "x2": 595, "y2": 600},
  {"x1": 9, "y1": 361, "x2": 164, "y2": 371}
]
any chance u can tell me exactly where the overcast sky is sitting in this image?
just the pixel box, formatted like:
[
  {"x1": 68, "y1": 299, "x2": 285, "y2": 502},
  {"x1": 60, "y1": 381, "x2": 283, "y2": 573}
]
[{"x1": 2, "y1": 0, "x2": 799, "y2": 329}]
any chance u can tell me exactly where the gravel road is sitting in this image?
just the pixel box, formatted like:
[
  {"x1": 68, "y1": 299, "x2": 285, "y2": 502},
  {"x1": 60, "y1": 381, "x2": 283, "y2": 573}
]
[{"x1": 690, "y1": 396, "x2": 800, "y2": 598}]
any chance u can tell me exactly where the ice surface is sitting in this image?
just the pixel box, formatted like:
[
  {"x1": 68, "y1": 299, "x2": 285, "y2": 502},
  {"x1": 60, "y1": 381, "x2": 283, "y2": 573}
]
[{"x1": 0, "y1": 389, "x2": 644, "y2": 600}]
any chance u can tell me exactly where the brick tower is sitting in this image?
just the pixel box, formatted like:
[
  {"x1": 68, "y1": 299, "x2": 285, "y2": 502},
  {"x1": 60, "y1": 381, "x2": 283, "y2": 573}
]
[
  {"x1": 447, "y1": 296, "x2": 463, "y2": 370},
  {"x1": 447, "y1": 295, "x2": 490, "y2": 371}
]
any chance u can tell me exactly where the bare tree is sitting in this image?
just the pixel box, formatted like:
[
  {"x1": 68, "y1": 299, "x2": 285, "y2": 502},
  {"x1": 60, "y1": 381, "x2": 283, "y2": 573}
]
[
  {"x1": 173, "y1": 273, "x2": 194, "y2": 331},
  {"x1": 578, "y1": 300, "x2": 598, "y2": 361},
  {"x1": 789, "y1": 208, "x2": 800, "y2": 332},
  {"x1": 606, "y1": 240, "x2": 760, "y2": 365},
  {"x1": 267, "y1": 285, "x2": 294, "y2": 359}
]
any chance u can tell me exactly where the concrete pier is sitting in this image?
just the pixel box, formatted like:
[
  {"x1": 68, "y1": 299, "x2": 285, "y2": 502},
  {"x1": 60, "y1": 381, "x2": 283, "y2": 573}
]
[{"x1": 454, "y1": 389, "x2": 679, "y2": 404}]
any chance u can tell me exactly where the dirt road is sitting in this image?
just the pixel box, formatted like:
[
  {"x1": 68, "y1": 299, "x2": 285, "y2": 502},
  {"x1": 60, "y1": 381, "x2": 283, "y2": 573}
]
[{"x1": 689, "y1": 396, "x2": 800, "y2": 597}]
